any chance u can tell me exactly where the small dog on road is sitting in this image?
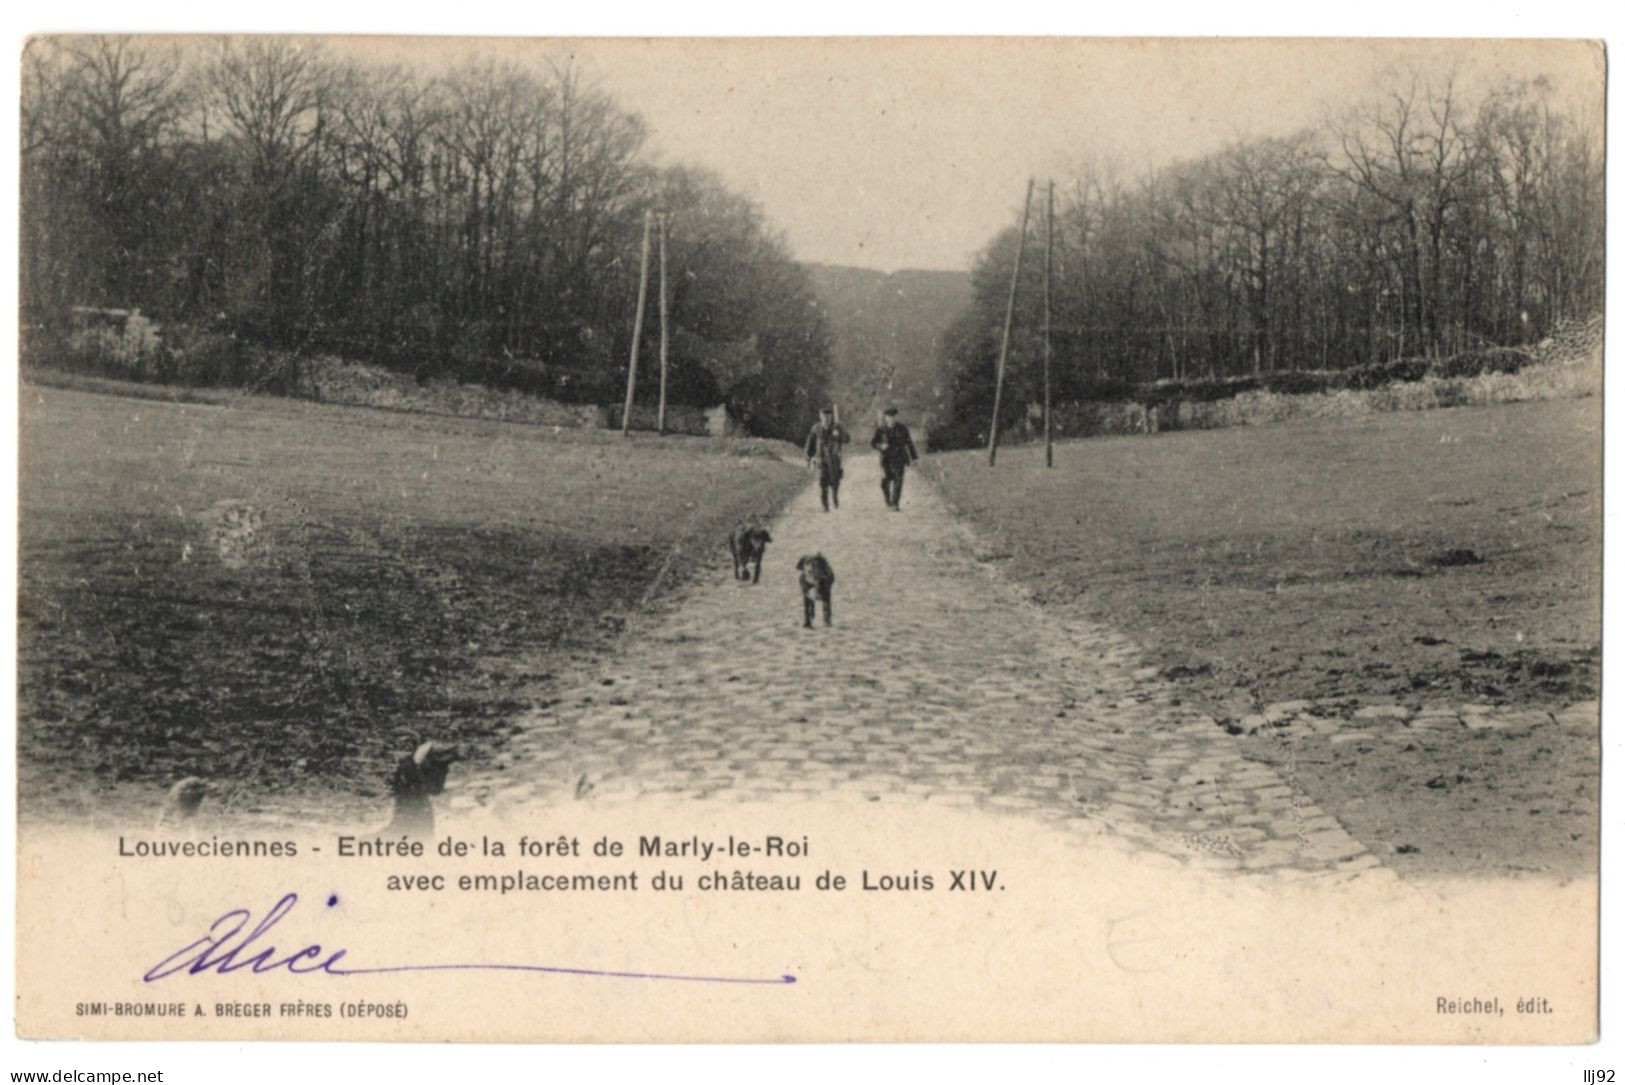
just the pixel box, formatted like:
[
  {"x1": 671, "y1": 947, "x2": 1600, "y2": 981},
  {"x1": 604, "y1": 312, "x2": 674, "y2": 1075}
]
[
  {"x1": 728, "y1": 526, "x2": 773, "y2": 584},
  {"x1": 796, "y1": 553, "x2": 835, "y2": 628}
]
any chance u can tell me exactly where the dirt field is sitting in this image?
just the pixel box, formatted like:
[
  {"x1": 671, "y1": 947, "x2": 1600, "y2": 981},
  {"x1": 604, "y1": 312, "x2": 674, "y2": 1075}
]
[
  {"x1": 16, "y1": 384, "x2": 804, "y2": 824},
  {"x1": 925, "y1": 399, "x2": 1601, "y2": 880}
]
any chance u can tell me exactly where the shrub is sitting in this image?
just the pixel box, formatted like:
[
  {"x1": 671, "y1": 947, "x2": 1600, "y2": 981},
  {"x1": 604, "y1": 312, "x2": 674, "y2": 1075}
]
[
  {"x1": 1262, "y1": 370, "x2": 1332, "y2": 396},
  {"x1": 1141, "y1": 379, "x2": 1186, "y2": 408},
  {"x1": 1190, "y1": 375, "x2": 1260, "y2": 403},
  {"x1": 1384, "y1": 357, "x2": 1433, "y2": 384},
  {"x1": 1342, "y1": 357, "x2": 1431, "y2": 390},
  {"x1": 1432, "y1": 347, "x2": 1534, "y2": 380},
  {"x1": 47, "y1": 309, "x2": 164, "y2": 380},
  {"x1": 1430, "y1": 378, "x2": 1472, "y2": 409},
  {"x1": 162, "y1": 324, "x2": 245, "y2": 387},
  {"x1": 1070, "y1": 377, "x2": 1141, "y2": 404},
  {"x1": 1036, "y1": 352, "x2": 1593, "y2": 443}
]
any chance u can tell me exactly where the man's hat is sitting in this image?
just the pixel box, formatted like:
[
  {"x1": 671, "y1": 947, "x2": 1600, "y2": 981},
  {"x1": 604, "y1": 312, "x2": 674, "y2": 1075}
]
[
  {"x1": 819, "y1": 405, "x2": 833, "y2": 414},
  {"x1": 883, "y1": 406, "x2": 899, "y2": 416}
]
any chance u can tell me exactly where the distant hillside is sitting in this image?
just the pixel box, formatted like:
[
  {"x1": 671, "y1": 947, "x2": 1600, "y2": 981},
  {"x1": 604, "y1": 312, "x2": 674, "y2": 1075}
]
[{"x1": 805, "y1": 263, "x2": 971, "y2": 444}]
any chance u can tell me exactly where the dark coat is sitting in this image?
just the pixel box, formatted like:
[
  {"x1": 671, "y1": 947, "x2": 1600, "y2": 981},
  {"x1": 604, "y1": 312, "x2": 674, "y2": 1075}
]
[
  {"x1": 870, "y1": 422, "x2": 919, "y2": 469},
  {"x1": 805, "y1": 423, "x2": 849, "y2": 472}
]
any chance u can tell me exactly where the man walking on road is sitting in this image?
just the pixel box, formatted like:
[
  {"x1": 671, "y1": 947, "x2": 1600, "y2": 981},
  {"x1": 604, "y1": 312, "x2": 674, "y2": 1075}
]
[
  {"x1": 805, "y1": 406, "x2": 849, "y2": 512},
  {"x1": 870, "y1": 406, "x2": 919, "y2": 511}
]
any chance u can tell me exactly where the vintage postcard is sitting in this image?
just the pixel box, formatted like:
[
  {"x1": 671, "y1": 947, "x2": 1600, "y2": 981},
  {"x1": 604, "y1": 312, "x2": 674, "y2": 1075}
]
[{"x1": 8, "y1": 34, "x2": 1605, "y2": 1049}]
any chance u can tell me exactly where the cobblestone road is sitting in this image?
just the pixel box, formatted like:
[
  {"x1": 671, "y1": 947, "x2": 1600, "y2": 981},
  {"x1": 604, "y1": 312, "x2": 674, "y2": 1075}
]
[{"x1": 455, "y1": 455, "x2": 1397, "y2": 883}]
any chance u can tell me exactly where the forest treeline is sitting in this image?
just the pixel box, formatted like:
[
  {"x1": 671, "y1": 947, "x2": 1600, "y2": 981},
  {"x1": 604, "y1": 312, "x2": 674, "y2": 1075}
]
[
  {"x1": 20, "y1": 36, "x2": 832, "y2": 438},
  {"x1": 940, "y1": 72, "x2": 1603, "y2": 447}
]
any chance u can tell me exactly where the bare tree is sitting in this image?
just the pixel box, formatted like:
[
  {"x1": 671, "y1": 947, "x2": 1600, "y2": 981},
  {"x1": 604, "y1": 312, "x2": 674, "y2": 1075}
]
[{"x1": 939, "y1": 67, "x2": 1602, "y2": 445}]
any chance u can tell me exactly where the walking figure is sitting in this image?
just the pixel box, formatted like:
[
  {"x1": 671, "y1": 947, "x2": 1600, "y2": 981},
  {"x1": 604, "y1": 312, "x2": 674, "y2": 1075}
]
[
  {"x1": 805, "y1": 406, "x2": 849, "y2": 512},
  {"x1": 870, "y1": 406, "x2": 919, "y2": 511}
]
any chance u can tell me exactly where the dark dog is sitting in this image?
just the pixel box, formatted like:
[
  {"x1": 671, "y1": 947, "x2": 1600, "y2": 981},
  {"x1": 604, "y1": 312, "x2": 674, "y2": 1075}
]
[
  {"x1": 383, "y1": 740, "x2": 461, "y2": 839},
  {"x1": 796, "y1": 553, "x2": 835, "y2": 628},
  {"x1": 728, "y1": 527, "x2": 773, "y2": 584}
]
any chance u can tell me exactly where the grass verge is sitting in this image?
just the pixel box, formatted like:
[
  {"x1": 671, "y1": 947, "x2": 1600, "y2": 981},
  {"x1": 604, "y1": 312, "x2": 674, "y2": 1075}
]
[
  {"x1": 17, "y1": 384, "x2": 803, "y2": 824},
  {"x1": 925, "y1": 399, "x2": 1600, "y2": 879}
]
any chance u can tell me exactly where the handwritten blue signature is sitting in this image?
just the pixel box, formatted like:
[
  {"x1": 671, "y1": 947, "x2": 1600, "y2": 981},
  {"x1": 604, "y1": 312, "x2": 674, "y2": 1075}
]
[{"x1": 143, "y1": 892, "x2": 796, "y2": 986}]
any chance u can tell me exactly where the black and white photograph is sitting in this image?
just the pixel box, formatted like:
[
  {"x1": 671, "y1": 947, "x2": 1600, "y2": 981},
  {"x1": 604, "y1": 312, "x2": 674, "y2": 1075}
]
[{"x1": 3, "y1": 26, "x2": 1611, "y2": 1068}]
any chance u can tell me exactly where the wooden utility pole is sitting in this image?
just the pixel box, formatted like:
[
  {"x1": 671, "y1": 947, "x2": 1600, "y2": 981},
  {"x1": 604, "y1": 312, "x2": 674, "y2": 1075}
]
[
  {"x1": 621, "y1": 210, "x2": 653, "y2": 437},
  {"x1": 1043, "y1": 179, "x2": 1055, "y2": 468},
  {"x1": 656, "y1": 213, "x2": 671, "y2": 436},
  {"x1": 988, "y1": 178, "x2": 1034, "y2": 466}
]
